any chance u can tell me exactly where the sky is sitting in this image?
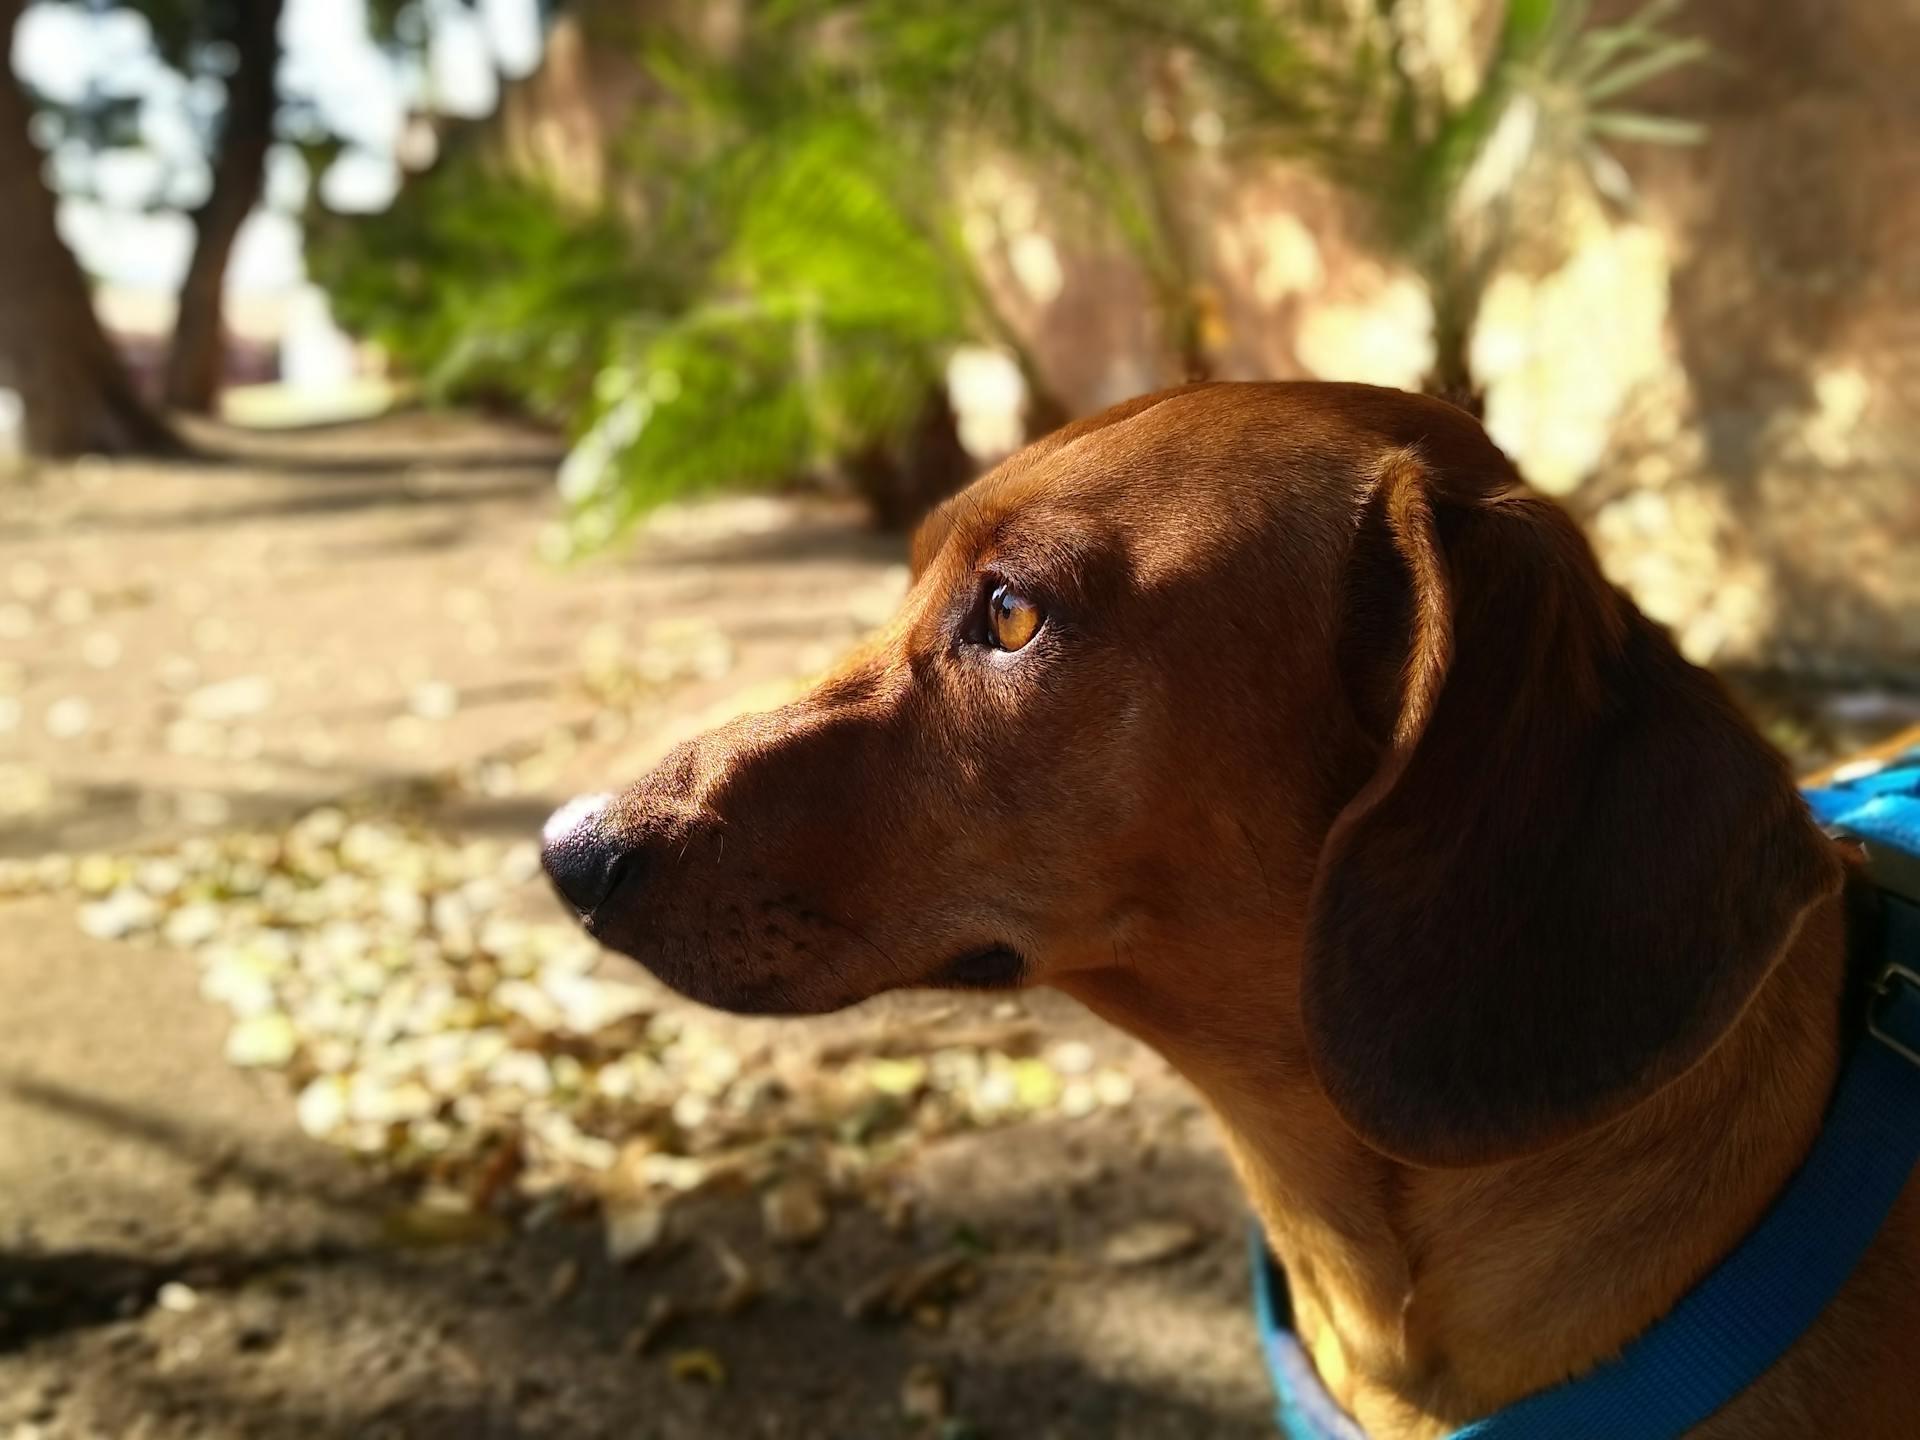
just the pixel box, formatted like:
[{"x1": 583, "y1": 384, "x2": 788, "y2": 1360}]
[{"x1": 9, "y1": 0, "x2": 545, "y2": 300}]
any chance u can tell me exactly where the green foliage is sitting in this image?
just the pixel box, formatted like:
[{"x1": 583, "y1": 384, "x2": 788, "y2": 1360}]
[
  {"x1": 555, "y1": 0, "x2": 1345, "y2": 546},
  {"x1": 1317, "y1": 0, "x2": 1710, "y2": 392},
  {"x1": 308, "y1": 148, "x2": 662, "y2": 420},
  {"x1": 550, "y1": 16, "x2": 981, "y2": 546},
  {"x1": 318, "y1": 0, "x2": 1708, "y2": 545},
  {"x1": 557, "y1": 106, "x2": 967, "y2": 541}
]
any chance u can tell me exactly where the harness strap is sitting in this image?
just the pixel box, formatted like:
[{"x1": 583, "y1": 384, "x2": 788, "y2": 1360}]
[
  {"x1": 1457, "y1": 891, "x2": 1920, "y2": 1439},
  {"x1": 1255, "y1": 889, "x2": 1920, "y2": 1440},
  {"x1": 1252, "y1": 1230, "x2": 1369, "y2": 1440}
]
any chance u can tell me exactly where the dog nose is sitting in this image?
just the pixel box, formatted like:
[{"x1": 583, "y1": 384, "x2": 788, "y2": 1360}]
[{"x1": 540, "y1": 794, "x2": 629, "y2": 915}]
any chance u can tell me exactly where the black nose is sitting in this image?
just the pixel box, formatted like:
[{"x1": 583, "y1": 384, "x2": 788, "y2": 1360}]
[{"x1": 540, "y1": 794, "x2": 630, "y2": 915}]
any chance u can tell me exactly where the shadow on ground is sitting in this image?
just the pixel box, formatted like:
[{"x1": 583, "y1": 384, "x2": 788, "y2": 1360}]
[{"x1": 1, "y1": 1067, "x2": 1272, "y2": 1440}]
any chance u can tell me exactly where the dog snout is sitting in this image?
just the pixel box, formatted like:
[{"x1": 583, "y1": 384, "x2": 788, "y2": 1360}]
[{"x1": 540, "y1": 793, "x2": 633, "y2": 916}]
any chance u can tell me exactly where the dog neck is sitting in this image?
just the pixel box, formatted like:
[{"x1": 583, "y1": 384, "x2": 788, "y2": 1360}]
[{"x1": 1058, "y1": 888, "x2": 1849, "y2": 1440}]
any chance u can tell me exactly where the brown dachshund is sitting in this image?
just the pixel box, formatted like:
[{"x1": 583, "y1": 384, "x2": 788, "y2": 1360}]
[{"x1": 542, "y1": 382, "x2": 1920, "y2": 1438}]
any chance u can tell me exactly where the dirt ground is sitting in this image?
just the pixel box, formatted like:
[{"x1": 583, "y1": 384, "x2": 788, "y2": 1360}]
[
  {"x1": 6, "y1": 416, "x2": 1913, "y2": 1440},
  {"x1": 0, "y1": 420, "x2": 1275, "y2": 1440}
]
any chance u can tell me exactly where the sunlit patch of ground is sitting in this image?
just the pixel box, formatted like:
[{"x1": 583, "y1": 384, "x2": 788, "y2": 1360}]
[{"x1": 0, "y1": 421, "x2": 1269, "y2": 1439}]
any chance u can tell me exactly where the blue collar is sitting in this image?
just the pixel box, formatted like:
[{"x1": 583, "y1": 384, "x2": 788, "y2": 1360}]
[{"x1": 1255, "y1": 748, "x2": 1920, "y2": 1440}]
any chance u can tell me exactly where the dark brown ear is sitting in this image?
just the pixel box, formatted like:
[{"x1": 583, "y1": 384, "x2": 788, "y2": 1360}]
[{"x1": 1303, "y1": 449, "x2": 1841, "y2": 1168}]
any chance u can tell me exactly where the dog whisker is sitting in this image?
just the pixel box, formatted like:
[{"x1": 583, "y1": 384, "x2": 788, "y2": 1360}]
[
  {"x1": 817, "y1": 910, "x2": 910, "y2": 994},
  {"x1": 1233, "y1": 814, "x2": 1279, "y2": 920}
]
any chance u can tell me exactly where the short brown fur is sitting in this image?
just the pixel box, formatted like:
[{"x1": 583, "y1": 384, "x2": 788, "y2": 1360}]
[{"x1": 570, "y1": 382, "x2": 1919, "y2": 1438}]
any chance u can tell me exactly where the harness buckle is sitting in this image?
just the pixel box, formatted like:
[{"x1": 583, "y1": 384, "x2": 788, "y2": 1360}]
[{"x1": 1868, "y1": 963, "x2": 1920, "y2": 1069}]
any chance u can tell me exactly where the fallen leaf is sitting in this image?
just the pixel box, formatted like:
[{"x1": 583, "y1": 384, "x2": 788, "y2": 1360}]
[
  {"x1": 604, "y1": 1200, "x2": 668, "y2": 1265},
  {"x1": 155, "y1": 1282, "x2": 199, "y2": 1315},
  {"x1": 545, "y1": 1259, "x2": 581, "y2": 1306},
  {"x1": 846, "y1": 1252, "x2": 976, "y2": 1323},
  {"x1": 622, "y1": 1295, "x2": 679, "y2": 1356},
  {"x1": 381, "y1": 1203, "x2": 509, "y2": 1249},
  {"x1": 1101, "y1": 1219, "x2": 1202, "y2": 1268},
  {"x1": 666, "y1": 1347, "x2": 726, "y2": 1387},
  {"x1": 864, "y1": 1057, "x2": 928, "y2": 1097},
  {"x1": 708, "y1": 1239, "x2": 759, "y2": 1317},
  {"x1": 224, "y1": 1013, "x2": 299, "y2": 1075},
  {"x1": 761, "y1": 1176, "x2": 829, "y2": 1246},
  {"x1": 467, "y1": 1134, "x2": 525, "y2": 1214},
  {"x1": 901, "y1": 1361, "x2": 951, "y2": 1422}
]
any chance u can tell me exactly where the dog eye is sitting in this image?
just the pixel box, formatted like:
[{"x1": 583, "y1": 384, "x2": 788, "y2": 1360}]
[{"x1": 987, "y1": 583, "x2": 1042, "y2": 651}]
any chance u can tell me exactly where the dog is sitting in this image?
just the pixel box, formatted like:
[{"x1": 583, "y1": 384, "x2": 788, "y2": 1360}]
[{"x1": 541, "y1": 382, "x2": 1920, "y2": 1438}]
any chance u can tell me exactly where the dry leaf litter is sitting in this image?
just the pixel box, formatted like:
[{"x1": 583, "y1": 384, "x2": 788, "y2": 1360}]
[{"x1": 0, "y1": 812, "x2": 1139, "y2": 1254}]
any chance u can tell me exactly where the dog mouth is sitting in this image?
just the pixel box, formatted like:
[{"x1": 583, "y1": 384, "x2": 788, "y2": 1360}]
[{"x1": 929, "y1": 944, "x2": 1029, "y2": 991}]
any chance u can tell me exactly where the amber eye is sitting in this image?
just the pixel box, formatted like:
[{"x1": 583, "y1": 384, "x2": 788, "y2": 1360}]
[{"x1": 986, "y1": 583, "x2": 1042, "y2": 652}]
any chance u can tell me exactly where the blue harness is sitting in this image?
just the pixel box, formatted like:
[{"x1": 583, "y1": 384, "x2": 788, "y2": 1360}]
[{"x1": 1255, "y1": 745, "x2": 1920, "y2": 1440}]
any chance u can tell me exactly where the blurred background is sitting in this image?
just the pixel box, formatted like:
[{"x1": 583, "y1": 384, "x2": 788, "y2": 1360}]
[{"x1": 0, "y1": 2, "x2": 1914, "y2": 1437}]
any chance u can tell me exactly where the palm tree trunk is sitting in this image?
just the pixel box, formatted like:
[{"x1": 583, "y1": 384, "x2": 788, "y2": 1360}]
[
  {"x1": 0, "y1": 0, "x2": 178, "y2": 456},
  {"x1": 163, "y1": 0, "x2": 285, "y2": 414},
  {"x1": 1423, "y1": 298, "x2": 1484, "y2": 417},
  {"x1": 1421, "y1": 259, "x2": 1488, "y2": 418}
]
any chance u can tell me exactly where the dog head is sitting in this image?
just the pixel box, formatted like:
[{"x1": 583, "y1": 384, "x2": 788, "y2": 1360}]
[{"x1": 545, "y1": 382, "x2": 1839, "y2": 1167}]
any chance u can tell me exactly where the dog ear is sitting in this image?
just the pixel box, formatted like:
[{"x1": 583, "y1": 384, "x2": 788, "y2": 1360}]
[{"x1": 1303, "y1": 448, "x2": 1841, "y2": 1168}]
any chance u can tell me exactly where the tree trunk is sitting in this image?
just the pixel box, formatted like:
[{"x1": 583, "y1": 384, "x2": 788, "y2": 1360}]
[
  {"x1": 163, "y1": 0, "x2": 285, "y2": 414},
  {"x1": 0, "y1": 0, "x2": 178, "y2": 456},
  {"x1": 1419, "y1": 246, "x2": 1488, "y2": 419},
  {"x1": 1422, "y1": 302, "x2": 1485, "y2": 419},
  {"x1": 845, "y1": 385, "x2": 976, "y2": 531}
]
